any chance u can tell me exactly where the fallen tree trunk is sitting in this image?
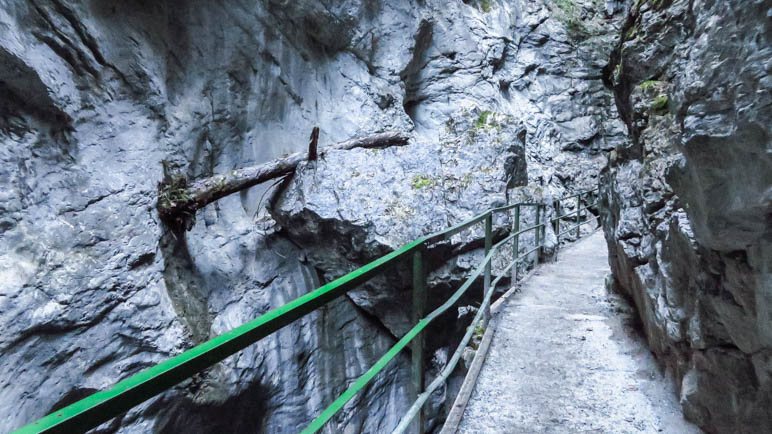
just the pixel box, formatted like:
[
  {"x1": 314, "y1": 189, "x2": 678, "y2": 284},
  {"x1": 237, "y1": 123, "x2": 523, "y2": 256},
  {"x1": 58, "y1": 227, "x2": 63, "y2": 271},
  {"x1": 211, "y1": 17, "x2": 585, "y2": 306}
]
[{"x1": 158, "y1": 131, "x2": 410, "y2": 227}]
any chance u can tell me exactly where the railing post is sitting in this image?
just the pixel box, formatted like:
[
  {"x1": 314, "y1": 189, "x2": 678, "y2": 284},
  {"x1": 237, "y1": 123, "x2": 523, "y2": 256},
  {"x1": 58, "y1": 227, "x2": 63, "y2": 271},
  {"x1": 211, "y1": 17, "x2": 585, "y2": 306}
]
[
  {"x1": 575, "y1": 193, "x2": 582, "y2": 238},
  {"x1": 512, "y1": 205, "x2": 520, "y2": 283},
  {"x1": 534, "y1": 204, "x2": 541, "y2": 261},
  {"x1": 411, "y1": 248, "x2": 426, "y2": 434},
  {"x1": 483, "y1": 212, "x2": 492, "y2": 325},
  {"x1": 540, "y1": 205, "x2": 546, "y2": 257},
  {"x1": 553, "y1": 199, "x2": 560, "y2": 244}
]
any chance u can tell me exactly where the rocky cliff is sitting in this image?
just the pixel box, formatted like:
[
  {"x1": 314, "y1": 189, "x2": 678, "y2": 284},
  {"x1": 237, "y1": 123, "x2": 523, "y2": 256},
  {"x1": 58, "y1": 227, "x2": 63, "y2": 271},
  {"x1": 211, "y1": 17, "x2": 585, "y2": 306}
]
[
  {"x1": 600, "y1": 0, "x2": 771, "y2": 431},
  {"x1": 1, "y1": 0, "x2": 624, "y2": 432}
]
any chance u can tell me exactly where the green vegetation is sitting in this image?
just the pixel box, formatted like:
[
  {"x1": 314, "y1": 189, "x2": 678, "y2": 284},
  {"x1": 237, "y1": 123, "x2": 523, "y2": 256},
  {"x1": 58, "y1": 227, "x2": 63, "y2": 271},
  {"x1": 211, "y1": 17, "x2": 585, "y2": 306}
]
[
  {"x1": 158, "y1": 173, "x2": 190, "y2": 211},
  {"x1": 612, "y1": 62, "x2": 623, "y2": 84},
  {"x1": 651, "y1": 94, "x2": 669, "y2": 113},
  {"x1": 554, "y1": 0, "x2": 575, "y2": 12},
  {"x1": 553, "y1": 0, "x2": 589, "y2": 40},
  {"x1": 460, "y1": 172, "x2": 474, "y2": 188},
  {"x1": 479, "y1": 0, "x2": 492, "y2": 13},
  {"x1": 467, "y1": 109, "x2": 503, "y2": 144},
  {"x1": 470, "y1": 323, "x2": 486, "y2": 350},
  {"x1": 566, "y1": 19, "x2": 588, "y2": 39},
  {"x1": 468, "y1": 110, "x2": 502, "y2": 144},
  {"x1": 474, "y1": 324, "x2": 485, "y2": 339},
  {"x1": 639, "y1": 80, "x2": 660, "y2": 91},
  {"x1": 475, "y1": 110, "x2": 493, "y2": 129},
  {"x1": 411, "y1": 174, "x2": 436, "y2": 189},
  {"x1": 640, "y1": 81, "x2": 670, "y2": 115},
  {"x1": 157, "y1": 166, "x2": 196, "y2": 229},
  {"x1": 624, "y1": 26, "x2": 637, "y2": 41}
]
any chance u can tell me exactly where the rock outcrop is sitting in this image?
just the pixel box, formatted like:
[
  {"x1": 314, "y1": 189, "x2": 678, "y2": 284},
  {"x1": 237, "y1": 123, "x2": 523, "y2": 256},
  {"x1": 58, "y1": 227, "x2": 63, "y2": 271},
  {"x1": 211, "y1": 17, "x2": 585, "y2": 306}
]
[
  {"x1": 1, "y1": 0, "x2": 624, "y2": 432},
  {"x1": 271, "y1": 0, "x2": 628, "y2": 427},
  {"x1": 601, "y1": 0, "x2": 771, "y2": 431}
]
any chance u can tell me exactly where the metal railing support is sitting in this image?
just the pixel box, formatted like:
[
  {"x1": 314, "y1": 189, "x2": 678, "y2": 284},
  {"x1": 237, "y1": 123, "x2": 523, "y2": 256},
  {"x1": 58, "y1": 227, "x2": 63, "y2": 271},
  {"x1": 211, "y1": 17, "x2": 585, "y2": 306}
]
[
  {"x1": 483, "y1": 213, "x2": 493, "y2": 325},
  {"x1": 534, "y1": 205, "x2": 541, "y2": 260},
  {"x1": 411, "y1": 249, "x2": 426, "y2": 434},
  {"x1": 512, "y1": 205, "x2": 520, "y2": 282},
  {"x1": 553, "y1": 199, "x2": 560, "y2": 244},
  {"x1": 539, "y1": 205, "x2": 546, "y2": 257},
  {"x1": 13, "y1": 187, "x2": 601, "y2": 434},
  {"x1": 575, "y1": 194, "x2": 582, "y2": 238}
]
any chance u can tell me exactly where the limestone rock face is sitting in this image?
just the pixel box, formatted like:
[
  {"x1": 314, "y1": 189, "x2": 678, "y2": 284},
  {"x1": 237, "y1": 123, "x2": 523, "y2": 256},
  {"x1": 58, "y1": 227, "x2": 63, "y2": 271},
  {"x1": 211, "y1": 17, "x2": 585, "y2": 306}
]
[
  {"x1": 600, "y1": 0, "x2": 772, "y2": 431},
  {"x1": 1, "y1": 0, "x2": 623, "y2": 432}
]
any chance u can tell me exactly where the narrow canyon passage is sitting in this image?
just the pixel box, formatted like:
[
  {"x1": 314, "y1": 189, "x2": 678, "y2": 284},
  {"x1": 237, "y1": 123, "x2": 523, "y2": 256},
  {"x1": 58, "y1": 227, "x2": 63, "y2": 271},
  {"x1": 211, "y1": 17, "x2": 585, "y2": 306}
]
[
  {"x1": 2, "y1": 0, "x2": 768, "y2": 431},
  {"x1": 458, "y1": 231, "x2": 700, "y2": 433}
]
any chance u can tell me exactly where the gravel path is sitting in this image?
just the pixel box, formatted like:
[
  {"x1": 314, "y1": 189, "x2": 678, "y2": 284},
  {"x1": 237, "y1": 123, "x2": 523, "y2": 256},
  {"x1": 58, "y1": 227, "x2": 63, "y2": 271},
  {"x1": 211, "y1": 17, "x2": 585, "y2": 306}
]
[{"x1": 457, "y1": 231, "x2": 701, "y2": 434}]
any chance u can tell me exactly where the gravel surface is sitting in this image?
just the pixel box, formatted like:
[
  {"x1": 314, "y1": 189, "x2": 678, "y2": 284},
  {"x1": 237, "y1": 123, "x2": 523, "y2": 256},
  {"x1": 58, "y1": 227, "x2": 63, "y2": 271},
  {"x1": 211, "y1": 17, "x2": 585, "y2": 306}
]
[{"x1": 458, "y1": 231, "x2": 701, "y2": 433}]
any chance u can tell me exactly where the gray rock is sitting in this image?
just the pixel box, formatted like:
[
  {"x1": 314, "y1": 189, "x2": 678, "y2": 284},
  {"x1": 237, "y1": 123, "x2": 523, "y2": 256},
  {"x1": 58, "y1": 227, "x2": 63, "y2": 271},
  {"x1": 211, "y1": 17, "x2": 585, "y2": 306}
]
[
  {"x1": 0, "y1": 0, "x2": 624, "y2": 432},
  {"x1": 601, "y1": 0, "x2": 772, "y2": 431}
]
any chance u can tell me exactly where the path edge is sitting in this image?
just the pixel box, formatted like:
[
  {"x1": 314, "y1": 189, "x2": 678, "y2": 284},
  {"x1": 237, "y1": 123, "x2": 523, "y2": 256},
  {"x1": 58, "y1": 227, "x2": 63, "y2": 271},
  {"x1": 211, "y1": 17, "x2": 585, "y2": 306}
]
[
  {"x1": 439, "y1": 228, "x2": 602, "y2": 434},
  {"x1": 438, "y1": 266, "x2": 537, "y2": 434}
]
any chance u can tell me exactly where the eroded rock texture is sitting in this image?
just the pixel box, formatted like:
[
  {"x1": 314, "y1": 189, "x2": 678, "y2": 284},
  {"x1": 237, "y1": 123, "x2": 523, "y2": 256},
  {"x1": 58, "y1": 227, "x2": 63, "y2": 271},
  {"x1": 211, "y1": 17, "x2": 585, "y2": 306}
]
[
  {"x1": 270, "y1": 0, "x2": 628, "y2": 426},
  {"x1": 2, "y1": 0, "x2": 623, "y2": 432},
  {"x1": 601, "y1": 0, "x2": 771, "y2": 431}
]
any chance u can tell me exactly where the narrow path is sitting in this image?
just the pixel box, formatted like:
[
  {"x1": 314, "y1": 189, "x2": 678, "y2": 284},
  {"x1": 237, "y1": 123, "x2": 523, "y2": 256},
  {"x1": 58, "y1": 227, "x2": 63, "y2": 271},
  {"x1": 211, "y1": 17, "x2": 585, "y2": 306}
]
[{"x1": 458, "y1": 231, "x2": 700, "y2": 433}]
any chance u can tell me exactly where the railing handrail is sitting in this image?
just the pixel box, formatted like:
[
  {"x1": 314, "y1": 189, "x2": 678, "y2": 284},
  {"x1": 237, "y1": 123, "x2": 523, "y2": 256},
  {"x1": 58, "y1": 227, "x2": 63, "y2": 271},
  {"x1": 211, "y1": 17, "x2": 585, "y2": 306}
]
[{"x1": 13, "y1": 188, "x2": 600, "y2": 434}]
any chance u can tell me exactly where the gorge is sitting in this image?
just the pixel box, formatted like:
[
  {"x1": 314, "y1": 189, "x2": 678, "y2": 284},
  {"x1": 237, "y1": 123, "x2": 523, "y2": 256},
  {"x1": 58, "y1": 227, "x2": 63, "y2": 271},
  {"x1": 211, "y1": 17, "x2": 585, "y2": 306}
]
[{"x1": 0, "y1": 0, "x2": 769, "y2": 433}]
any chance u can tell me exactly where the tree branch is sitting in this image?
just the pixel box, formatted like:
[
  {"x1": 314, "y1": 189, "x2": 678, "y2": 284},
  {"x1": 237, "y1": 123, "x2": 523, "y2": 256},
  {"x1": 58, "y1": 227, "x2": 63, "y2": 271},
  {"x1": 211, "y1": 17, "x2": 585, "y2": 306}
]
[{"x1": 157, "y1": 131, "x2": 410, "y2": 228}]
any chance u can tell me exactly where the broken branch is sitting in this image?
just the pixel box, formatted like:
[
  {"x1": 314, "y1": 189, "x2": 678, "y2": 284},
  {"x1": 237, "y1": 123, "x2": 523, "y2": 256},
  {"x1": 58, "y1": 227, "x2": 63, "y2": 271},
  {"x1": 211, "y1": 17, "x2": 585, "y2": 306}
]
[{"x1": 158, "y1": 131, "x2": 410, "y2": 228}]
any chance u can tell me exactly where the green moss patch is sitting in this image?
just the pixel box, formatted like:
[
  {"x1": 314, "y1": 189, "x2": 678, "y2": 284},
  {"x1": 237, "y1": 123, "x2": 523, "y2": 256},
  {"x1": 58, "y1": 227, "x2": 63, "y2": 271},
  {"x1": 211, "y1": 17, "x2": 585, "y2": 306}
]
[
  {"x1": 650, "y1": 94, "x2": 669, "y2": 114},
  {"x1": 553, "y1": 0, "x2": 590, "y2": 40},
  {"x1": 639, "y1": 80, "x2": 660, "y2": 91},
  {"x1": 411, "y1": 175, "x2": 436, "y2": 189},
  {"x1": 475, "y1": 110, "x2": 493, "y2": 129}
]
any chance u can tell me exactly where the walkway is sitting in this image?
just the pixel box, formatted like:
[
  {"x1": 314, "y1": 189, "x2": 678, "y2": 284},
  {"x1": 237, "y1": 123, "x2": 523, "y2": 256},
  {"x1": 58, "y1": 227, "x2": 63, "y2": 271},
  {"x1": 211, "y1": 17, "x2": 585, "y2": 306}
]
[{"x1": 457, "y1": 231, "x2": 700, "y2": 433}]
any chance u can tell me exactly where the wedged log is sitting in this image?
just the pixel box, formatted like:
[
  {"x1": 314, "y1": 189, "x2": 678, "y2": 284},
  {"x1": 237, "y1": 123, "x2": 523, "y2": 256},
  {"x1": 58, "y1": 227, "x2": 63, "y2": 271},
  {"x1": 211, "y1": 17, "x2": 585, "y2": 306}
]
[{"x1": 158, "y1": 131, "x2": 410, "y2": 226}]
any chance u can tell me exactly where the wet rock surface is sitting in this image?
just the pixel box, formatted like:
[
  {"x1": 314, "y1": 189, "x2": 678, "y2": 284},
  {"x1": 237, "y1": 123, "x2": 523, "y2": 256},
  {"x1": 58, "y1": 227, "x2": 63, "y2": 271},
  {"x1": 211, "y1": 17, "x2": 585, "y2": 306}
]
[
  {"x1": 600, "y1": 0, "x2": 771, "y2": 431},
  {"x1": 1, "y1": 0, "x2": 623, "y2": 432}
]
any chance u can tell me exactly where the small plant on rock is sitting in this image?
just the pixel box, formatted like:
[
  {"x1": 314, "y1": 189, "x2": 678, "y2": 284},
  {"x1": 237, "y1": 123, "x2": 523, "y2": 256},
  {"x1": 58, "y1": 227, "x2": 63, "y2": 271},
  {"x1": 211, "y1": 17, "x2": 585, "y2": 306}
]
[
  {"x1": 650, "y1": 94, "x2": 669, "y2": 114},
  {"x1": 639, "y1": 80, "x2": 660, "y2": 91},
  {"x1": 470, "y1": 323, "x2": 486, "y2": 350},
  {"x1": 553, "y1": 0, "x2": 589, "y2": 40},
  {"x1": 157, "y1": 161, "x2": 196, "y2": 230},
  {"x1": 411, "y1": 175, "x2": 435, "y2": 189},
  {"x1": 475, "y1": 110, "x2": 492, "y2": 129}
]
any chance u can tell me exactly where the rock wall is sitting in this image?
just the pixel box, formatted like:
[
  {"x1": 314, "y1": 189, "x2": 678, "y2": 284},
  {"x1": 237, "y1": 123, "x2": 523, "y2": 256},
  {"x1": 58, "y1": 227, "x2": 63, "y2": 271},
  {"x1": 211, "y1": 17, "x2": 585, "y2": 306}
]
[
  {"x1": 1, "y1": 0, "x2": 624, "y2": 432},
  {"x1": 600, "y1": 0, "x2": 771, "y2": 431}
]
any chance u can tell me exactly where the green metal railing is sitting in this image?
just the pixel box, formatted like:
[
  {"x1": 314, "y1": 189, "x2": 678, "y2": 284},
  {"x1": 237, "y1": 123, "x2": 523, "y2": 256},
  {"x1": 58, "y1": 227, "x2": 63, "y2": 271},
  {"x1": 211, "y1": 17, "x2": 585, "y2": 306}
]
[
  {"x1": 552, "y1": 189, "x2": 600, "y2": 242},
  {"x1": 13, "y1": 188, "x2": 599, "y2": 434}
]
